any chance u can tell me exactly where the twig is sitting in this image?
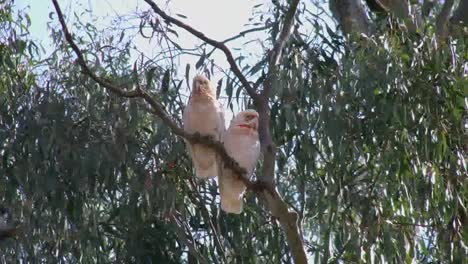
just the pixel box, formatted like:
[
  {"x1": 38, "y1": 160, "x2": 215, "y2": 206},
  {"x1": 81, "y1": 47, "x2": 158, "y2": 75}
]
[
  {"x1": 170, "y1": 212, "x2": 208, "y2": 263},
  {"x1": 53, "y1": 1, "x2": 307, "y2": 263},
  {"x1": 143, "y1": 0, "x2": 259, "y2": 103},
  {"x1": 50, "y1": 0, "x2": 264, "y2": 194},
  {"x1": 221, "y1": 25, "x2": 270, "y2": 44},
  {"x1": 265, "y1": 0, "x2": 300, "y2": 95}
]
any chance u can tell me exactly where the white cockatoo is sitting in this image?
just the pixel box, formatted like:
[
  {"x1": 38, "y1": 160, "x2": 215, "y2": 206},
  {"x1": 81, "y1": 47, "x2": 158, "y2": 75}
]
[
  {"x1": 183, "y1": 75, "x2": 225, "y2": 179},
  {"x1": 220, "y1": 110, "x2": 260, "y2": 214}
]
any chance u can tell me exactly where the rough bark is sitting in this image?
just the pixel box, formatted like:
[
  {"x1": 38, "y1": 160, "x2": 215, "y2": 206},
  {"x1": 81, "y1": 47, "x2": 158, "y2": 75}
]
[
  {"x1": 436, "y1": 0, "x2": 455, "y2": 39},
  {"x1": 365, "y1": 0, "x2": 389, "y2": 14},
  {"x1": 364, "y1": 0, "x2": 418, "y2": 33},
  {"x1": 330, "y1": 0, "x2": 371, "y2": 35},
  {"x1": 52, "y1": 0, "x2": 308, "y2": 263}
]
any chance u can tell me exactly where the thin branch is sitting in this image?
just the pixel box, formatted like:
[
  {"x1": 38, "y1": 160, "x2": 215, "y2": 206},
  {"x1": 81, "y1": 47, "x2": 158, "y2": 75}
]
[
  {"x1": 388, "y1": 220, "x2": 439, "y2": 228},
  {"x1": 266, "y1": 0, "x2": 300, "y2": 86},
  {"x1": 221, "y1": 25, "x2": 270, "y2": 44},
  {"x1": 142, "y1": 0, "x2": 259, "y2": 103},
  {"x1": 187, "y1": 179, "x2": 226, "y2": 262},
  {"x1": 0, "y1": 226, "x2": 19, "y2": 241},
  {"x1": 51, "y1": 0, "x2": 263, "y2": 193},
  {"x1": 170, "y1": 211, "x2": 208, "y2": 263},
  {"x1": 52, "y1": 1, "x2": 307, "y2": 263}
]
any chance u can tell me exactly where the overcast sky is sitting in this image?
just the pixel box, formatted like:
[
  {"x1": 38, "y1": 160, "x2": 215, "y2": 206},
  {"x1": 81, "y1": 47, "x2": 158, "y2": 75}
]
[
  {"x1": 14, "y1": 0, "x2": 272, "y2": 120},
  {"x1": 14, "y1": 0, "x2": 265, "y2": 67},
  {"x1": 13, "y1": 0, "x2": 331, "y2": 121}
]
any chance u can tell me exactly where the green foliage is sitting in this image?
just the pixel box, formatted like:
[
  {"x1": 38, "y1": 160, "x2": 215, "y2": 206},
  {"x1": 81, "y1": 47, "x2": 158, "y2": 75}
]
[
  {"x1": 271, "y1": 28, "x2": 467, "y2": 262},
  {"x1": 0, "y1": 1, "x2": 466, "y2": 263}
]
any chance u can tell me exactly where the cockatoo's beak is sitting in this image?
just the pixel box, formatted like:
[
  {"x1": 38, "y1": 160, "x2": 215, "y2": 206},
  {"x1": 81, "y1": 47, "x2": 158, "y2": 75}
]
[
  {"x1": 251, "y1": 121, "x2": 258, "y2": 131},
  {"x1": 250, "y1": 116, "x2": 259, "y2": 131}
]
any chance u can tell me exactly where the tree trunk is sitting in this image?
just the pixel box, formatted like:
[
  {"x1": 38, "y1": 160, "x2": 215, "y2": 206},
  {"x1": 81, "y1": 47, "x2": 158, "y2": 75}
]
[
  {"x1": 436, "y1": 0, "x2": 455, "y2": 39},
  {"x1": 330, "y1": 0, "x2": 371, "y2": 35}
]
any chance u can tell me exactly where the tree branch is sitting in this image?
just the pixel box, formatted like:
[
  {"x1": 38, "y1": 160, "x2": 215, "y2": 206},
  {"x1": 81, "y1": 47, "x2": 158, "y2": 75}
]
[
  {"x1": 254, "y1": 1, "x2": 308, "y2": 263},
  {"x1": 221, "y1": 25, "x2": 271, "y2": 45},
  {"x1": 265, "y1": 0, "x2": 300, "y2": 94},
  {"x1": 259, "y1": 0, "x2": 300, "y2": 185},
  {"x1": 436, "y1": 0, "x2": 455, "y2": 39},
  {"x1": 436, "y1": 0, "x2": 454, "y2": 39},
  {"x1": 51, "y1": 0, "x2": 259, "y2": 193},
  {"x1": 52, "y1": 1, "x2": 307, "y2": 263},
  {"x1": 142, "y1": 0, "x2": 259, "y2": 103},
  {"x1": 170, "y1": 212, "x2": 208, "y2": 263},
  {"x1": 329, "y1": 0, "x2": 371, "y2": 36},
  {"x1": 0, "y1": 226, "x2": 19, "y2": 241}
]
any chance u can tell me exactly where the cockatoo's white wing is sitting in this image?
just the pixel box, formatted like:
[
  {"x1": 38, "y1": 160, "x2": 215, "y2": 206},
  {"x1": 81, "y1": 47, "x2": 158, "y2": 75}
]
[
  {"x1": 219, "y1": 110, "x2": 260, "y2": 213},
  {"x1": 183, "y1": 75, "x2": 225, "y2": 179}
]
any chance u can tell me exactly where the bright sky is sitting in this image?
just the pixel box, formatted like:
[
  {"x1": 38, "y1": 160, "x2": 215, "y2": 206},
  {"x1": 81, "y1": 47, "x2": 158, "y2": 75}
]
[
  {"x1": 12, "y1": 1, "x2": 330, "y2": 255},
  {"x1": 14, "y1": 0, "x2": 265, "y2": 68},
  {"x1": 14, "y1": 0, "x2": 272, "y2": 123},
  {"x1": 13, "y1": 0, "x2": 331, "y2": 122}
]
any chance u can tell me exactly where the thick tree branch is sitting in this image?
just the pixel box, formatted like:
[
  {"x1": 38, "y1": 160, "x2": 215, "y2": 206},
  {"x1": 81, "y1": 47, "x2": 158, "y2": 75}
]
[
  {"x1": 51, "y1": 0, "x2": 258, "y2": 192},
  {"x1": 259, "y1": 0, "x2": 300, "y2": 189},
  {"x1": 330, "y1": 0, "x2": 371, "y2": 36},
  {"x1": 436, "y1": 0, "x2": 455, "y2": 39},
  {"x1": 0, "y1": 226, "x2": 18, "y2": 241},
  {"x1": 52, "y1": 1, "x2": 307, "y2": 263},
  {"x1": 255, "y1": 1, "x2": 307, "y2": 263},
  {"x1": 142, "y1": 0, "x2": 259, "y2": 103}
]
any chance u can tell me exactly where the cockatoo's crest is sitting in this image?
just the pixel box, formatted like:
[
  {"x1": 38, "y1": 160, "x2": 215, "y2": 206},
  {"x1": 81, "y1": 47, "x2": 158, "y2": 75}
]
[
  {"x1": 219, "y1": 109, "x2": 260, "y2": 214},
  {"x1": 183, "y1": 75, "x2": 225, "y2": 179},
  {"x1": 231, "y1": 109, "x2": 259, "y2": 132},
  {"x1": 191, "y1": 74, "x2": 216, "y2": 100}
]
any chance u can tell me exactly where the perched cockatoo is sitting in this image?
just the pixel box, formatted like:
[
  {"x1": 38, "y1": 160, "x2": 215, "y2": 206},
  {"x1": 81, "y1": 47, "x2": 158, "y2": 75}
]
[
  {"x1": 220, "y1": 110, "x2": 260, "y2": 214},
  {"x1": 183, "y1": 75, "x2": 225, "y2": 179}
]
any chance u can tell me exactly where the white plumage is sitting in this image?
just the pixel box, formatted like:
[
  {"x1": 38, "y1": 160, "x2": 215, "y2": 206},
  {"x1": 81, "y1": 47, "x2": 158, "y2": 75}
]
[
  {"x1": 220, "y1": 110, "x2": 260, "y2": 214},
  {"x1": 183, "y1": 75, "x2": 225, "y2": 179}
]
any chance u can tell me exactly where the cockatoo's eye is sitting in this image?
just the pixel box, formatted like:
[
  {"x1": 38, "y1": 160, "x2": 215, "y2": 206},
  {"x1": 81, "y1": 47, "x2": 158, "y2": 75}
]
[{"x1": 245, "y1": 115, "x2": 254, "y2": 121}]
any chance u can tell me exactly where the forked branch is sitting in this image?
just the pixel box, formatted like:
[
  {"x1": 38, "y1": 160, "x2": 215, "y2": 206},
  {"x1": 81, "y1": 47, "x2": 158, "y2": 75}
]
[
  {"x1": 51, "y1": 0, "x2": 259, "y2": 192},
  {"x1": 52, "y1": 0, "x2": 307, "y2": 263},
  {"x1": 143, "y1": 0, "x2": 259, "y2": 103}
]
